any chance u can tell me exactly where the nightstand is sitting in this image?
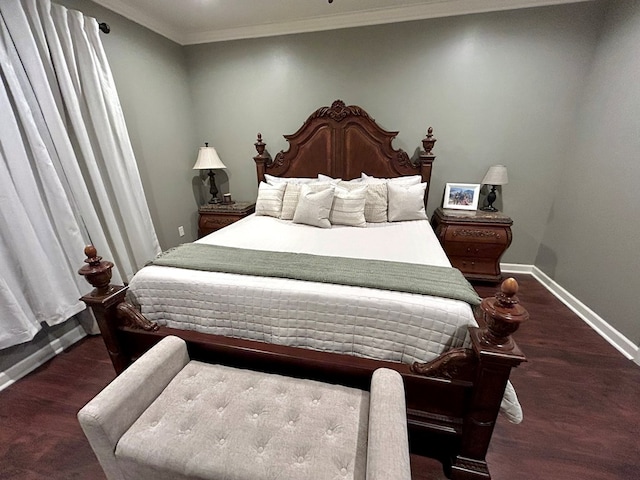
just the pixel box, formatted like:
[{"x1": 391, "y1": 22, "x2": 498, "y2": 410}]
[
  {"x1": 198, "y1": 202, "x2": 256, "y2": 238},
  {"x1": 431, "y1": 207, "x2": 513, "y2": 283}
]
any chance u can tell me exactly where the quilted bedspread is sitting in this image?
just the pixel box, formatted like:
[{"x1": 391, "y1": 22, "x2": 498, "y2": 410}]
[{"x1": 127, "y1": 216, "x2": 522, "y2": 423}]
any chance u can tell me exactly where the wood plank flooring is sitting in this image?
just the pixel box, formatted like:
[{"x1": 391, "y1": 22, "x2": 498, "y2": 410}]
[{"x1": 1, "y1": 274, "x2": 638, "y2": 479}]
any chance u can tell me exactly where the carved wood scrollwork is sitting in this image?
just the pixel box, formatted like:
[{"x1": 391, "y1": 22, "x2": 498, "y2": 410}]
[
  {"x1": 272, "y1": 151, "x2": 286, "y2": 168},
  {"x1": 453, "y1": 229, "x2": 500, "y2": 239},
  {"x1": 116, "y1": 302, "x2": 159, "y2": 331},
  {"x1": 309, "y1": 99, "x2": 370, "y2": 122},
  {"x1": 411, "y1": 347, "x2": 478, "y2": 381},
  {"x1": 395, "y1": 150, "x2": 412, "y2": 167}
]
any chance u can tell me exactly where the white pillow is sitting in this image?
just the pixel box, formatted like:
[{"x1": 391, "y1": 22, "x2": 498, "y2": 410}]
[
  {"x1": 279, "y1": 183, "x2": 301, "y2": 220},
  {"x1": 255, "y1": 181, "x2": 286, "y2": 218},
  {"x1": 264, "y1": 174, "x2": 316, "y2": 185},
  {"x1": 361, "y1": 172, "x2": 422, "y2": 185},
  {"x1": 387, "y1": 182, "x2": 428, "y2": 222},
  {"x1": 280, "y1": 182, "x2": 336, "y2": 220},
  {"x1": 317, "y1": 174, "x2": 342, "y2": 185},
  {"x1": 292, "y1": 184, "x2": 335, "y2": 228},
  {"x1": 356, "y1": 178, "x2": 388, "y2": 223},
  {"x1": 330, "y1": 185, "x2": 368, "y2": 227}
]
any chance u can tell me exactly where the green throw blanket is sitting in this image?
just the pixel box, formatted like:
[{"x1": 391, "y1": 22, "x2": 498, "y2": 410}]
[{"x1": 150, "y1": 243, "x2": 481, "y2": 306}]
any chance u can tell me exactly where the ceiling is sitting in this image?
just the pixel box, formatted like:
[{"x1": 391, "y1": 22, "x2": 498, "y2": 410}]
[{"x1": 91, "y1": 0, "x2": 592, "y2": 45}]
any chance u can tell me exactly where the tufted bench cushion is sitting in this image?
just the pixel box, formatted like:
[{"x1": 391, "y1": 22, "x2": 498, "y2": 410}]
[{"x1": 79, "y1": 336, "x2": 411, "y2": 480}]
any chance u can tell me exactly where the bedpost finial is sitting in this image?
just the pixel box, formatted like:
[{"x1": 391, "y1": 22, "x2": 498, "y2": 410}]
[
  {"x1": 501, "y1": 277, "x2": 518, "y2": 297},
  {"x1": 422, "y1": 127, "x2": 436, "y2": 155},
  {"x1": 78, "y1": 245, "x2": 115, "y2": 296},
  {"x1": 479, "y1": 277, "x2": 528, "y2": 348},
  {"x1": 254, "y1": 133, "x2": 266, "y2": 156},
  {"x1": 84, "y1": 245, "x2": 98, "y2": 263}
]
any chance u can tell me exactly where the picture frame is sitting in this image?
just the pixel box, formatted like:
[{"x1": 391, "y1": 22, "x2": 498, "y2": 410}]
[{"x1": 443, "y1": 183, "x2": 481, "y2": 210}]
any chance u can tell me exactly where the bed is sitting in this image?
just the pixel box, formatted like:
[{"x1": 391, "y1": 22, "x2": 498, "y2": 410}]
[{"x1": 79, "y1": 100, "x2": 528, "y2": 480}]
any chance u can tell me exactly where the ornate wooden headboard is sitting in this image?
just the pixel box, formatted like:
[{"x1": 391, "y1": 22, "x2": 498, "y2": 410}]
[{"x1": 253, "y1": 100, "x2": 437, "y2": 207}]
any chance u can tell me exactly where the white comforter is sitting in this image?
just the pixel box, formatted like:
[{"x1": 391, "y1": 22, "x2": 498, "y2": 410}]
[{"x1": 127, "y1": 215, "x2": 522, "y2": 422}]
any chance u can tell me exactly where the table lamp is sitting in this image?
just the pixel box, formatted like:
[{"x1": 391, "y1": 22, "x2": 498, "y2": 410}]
[
  {"x1": 481, "y1": 164, "x2": 508, "y2": 212},
  {"x1": 193, "y1": 143, "x2": 226, "y2": 204}
]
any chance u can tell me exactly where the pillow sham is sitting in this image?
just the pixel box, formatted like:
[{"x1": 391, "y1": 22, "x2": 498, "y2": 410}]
[
  {"x1": 279, "y1": 183, "x2": 302, "y2": 220},
  {"x1": 317, "y1": 174, "x2": 342, "y2": 185},
  {"x1": 329, "y1": 185, "x2": 368, "y2": 227},
  {"x1": 265, "y1": 174, "x2": 316, "y2": 185},
  {"x1": 280, "y1": 182, "x2": 337, "y2": 220},
  {"x1": 355, "y1": 178, "x2": 388, "y2": 223},
  {"x1": 255, "y1": 181, "x2": 286, "y2": 218},
  {"x1": 293, "y1": 184, "x2": 335, "y2": 228},
  {"x1": 387, "y1": 182, "x2": 428, "y2": 222},
  {"x1": 361, "y1": 172, "x2": 422, "y2": 186}
]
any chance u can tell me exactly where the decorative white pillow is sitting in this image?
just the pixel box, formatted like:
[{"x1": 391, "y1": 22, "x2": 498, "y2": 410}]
[
  {"x1": 356, "y1": 178, "x2": 388, "y2": 223},
  {"x1": 330, "y1": 185, "x2": 368, "y2": 227},
  {"x1": 306, "y1": 182, "x2": 333, "y2": 192},
  {"x1": 317, "y1": 174, "x2": 342, "y2": 185},
  {"x1": 255, "y1": 181, "x2": 286, "y2": 218},
  {"x1": 387, "y1": 182, "x2": 428, "y2": 222},
  {"x1": 279, "y1": 183, "x2": 302, "y2": 220},
  {"x1": 361, "y1": 173, "x2": 422, "y2": 185},
  {"x1": 280, "y1": 182, "x2": 336, "y2": 220},
  {"x1": 264, "y1": 174, "x2": 315, "y2": 185},
  {"x1": 292, "y1": 184, "x2": 335, "y2": 228}
]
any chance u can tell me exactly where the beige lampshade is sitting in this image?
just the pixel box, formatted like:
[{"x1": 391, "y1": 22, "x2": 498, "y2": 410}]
[
  {"x1": 192, "y1": 144, "x2": 226, "y2": 170},
  {"x1": 482, "y1": 164, "x2": 508, "y2": 185}
]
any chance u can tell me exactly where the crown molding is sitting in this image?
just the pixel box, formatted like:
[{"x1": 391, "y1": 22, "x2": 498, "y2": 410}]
[
  {"x1": 93, "y1": 0, "x2": 594, "y2": 46},
  {"x1": 90, "y1": 0, "x2": 183, "y2": 43}
]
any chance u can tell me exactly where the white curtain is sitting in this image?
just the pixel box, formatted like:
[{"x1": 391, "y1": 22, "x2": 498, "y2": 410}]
[{"x1": 0, "y1": 0, "x2": 161, "y2": 350}]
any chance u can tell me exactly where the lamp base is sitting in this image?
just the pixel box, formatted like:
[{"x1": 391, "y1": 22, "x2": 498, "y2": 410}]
[
  {"x1": 481, "y1": 185, "x2": 499, "y2": 212},
  {"x1": 207, "y1": 169, "x2": 220, "y2": 205},
  {"x1": 480, "y1": 205, "x2": 498, "y2": 212}
]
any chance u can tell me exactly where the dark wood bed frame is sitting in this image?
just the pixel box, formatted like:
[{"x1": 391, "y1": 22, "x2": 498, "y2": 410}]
[{"x1": 79, "y1": 100, "x2": 527, "y2": 480}]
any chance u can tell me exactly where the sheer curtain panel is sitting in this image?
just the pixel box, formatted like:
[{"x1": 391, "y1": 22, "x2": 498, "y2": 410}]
[{"x1": 0, "y1": 0, "x2": 160, "y2": 349}]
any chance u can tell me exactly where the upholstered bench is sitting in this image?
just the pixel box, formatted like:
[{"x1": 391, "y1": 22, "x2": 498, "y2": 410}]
[{"x1": 78, "y1": 336, "x2": 411, "y2": 480}]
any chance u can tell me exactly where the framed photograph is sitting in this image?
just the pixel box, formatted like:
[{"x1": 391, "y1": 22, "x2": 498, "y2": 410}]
[{"x1": 443, "y1": 183, "x2": 480, "y2": 210}]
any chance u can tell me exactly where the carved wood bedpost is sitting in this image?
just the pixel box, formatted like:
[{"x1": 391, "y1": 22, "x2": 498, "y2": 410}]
[
  {"x1": 78, "y1": 245, "x2": 131, "y2": 373},
  {"x1": 419, "y1": 127, "x2": 436, "y2": 206},
  {"x1": 253, "y1": 133, "x2": 270, "y2": 184},
  {"x1": 451, "y1": 278, "x2": 528, "y2": 480}
]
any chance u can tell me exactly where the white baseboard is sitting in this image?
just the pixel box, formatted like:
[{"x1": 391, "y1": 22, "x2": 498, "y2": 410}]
[
  {"x1": 501, "y1": 263, "x2": 534, "y2": 275},
  {"x1": 502, "y1": 263, "x2": 639, "y2": 365},
  {"x1": 0, "y1": 324, "x2": 87, "y2": 392}
]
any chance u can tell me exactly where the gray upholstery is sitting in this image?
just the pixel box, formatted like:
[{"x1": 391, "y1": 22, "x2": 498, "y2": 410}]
[{"x1": 78, "y1": 336, "x2": 411, "y2": 480}]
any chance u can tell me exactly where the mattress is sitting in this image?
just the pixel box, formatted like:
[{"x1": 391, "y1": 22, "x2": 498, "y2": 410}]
[{"x1": 127, "y1": 215, "x2": 522, "y2": 422}]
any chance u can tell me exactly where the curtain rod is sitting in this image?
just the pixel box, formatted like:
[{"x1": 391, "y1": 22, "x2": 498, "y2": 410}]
[{"x1": 98, "y1": 21, "x2": 110, "y2": 34}]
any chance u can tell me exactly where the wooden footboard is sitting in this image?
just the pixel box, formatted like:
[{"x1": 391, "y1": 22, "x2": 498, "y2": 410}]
[{"x1": 79, "y1": 245, "x2": 527, "y2": 480}]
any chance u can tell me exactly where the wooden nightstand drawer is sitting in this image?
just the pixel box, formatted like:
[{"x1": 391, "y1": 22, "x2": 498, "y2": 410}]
[
  {"x1": 444, "y1": 242, "x2": 506, "y2": 259},
  {"x1": 200, "y1": 215, "x2": 237, "y2": 230},
  {"x1": 444, "y1": 225, "x2": 509, "y2": 245},
  {"x1": 431, "y1": 207, "x2": 513, "y2": 283},
  {"x1": 198, "y1": 202, "x2": 256, "y2": 238},
  {"x1": 449, "y1": 256, "x2": 500, "y2": 277}
]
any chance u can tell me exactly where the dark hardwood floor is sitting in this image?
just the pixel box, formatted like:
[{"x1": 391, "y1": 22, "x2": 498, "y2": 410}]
[{"x1": 1, "y1": 274, "x2": 638, "y2": 479}]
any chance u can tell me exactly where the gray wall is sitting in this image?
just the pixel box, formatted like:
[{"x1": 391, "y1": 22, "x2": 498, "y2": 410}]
[
  {"x1": 185, "y1": 3, "x2": 604, "y2": 265},
  {"x1": 537, "y1": 0, "x2": 640, "y2": 345}
]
